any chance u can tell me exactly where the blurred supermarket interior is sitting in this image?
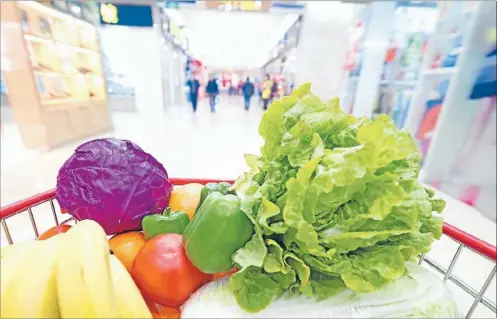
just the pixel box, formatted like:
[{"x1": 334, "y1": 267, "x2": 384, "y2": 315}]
[
  {"x1": 0, "y1": 0, "x2": 496, "y2": 316},
  {"x1": 0, "y1": 0, "x2": 496, "y2": 298}
]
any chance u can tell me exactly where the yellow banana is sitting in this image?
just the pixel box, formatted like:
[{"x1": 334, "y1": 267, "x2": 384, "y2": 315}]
[
  {"x1": 1, "y1": 241, "x2": 38, "y2": 297},
  {"x1": 56, "y1": 231, "x2": 96, "y2": 318},
  {"x1": 1, "y1": 240, "x2": 36, "y2": 259},
  {"x1": 109, "y1": 254, "x2": 153, "y2": 318},
  {"x1": 1, "y1": 238, "x2": 60, "y2": 318},
  {"x1": 69, "y1": 220, "x2": 120, "y2": 318}
]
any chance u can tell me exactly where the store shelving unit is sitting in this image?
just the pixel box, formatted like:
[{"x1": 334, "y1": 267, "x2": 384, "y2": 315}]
[
  {"x1": 371, "y1": 2, "x2": 438, "y2": 127},
  {"x1": 0, "y1": 1, "x2": 111, "y2": 149},
  {"x1": 403, "y1": 2, "x2": 478, "y2": 144},
  {"x1": 400, "y1": 1, "x2": 495, "y2": 185}
]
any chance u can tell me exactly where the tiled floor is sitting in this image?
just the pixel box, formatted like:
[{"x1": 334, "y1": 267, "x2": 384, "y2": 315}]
[{"x1": 1, "y1": 97, "x2": 495, "y2": 317}]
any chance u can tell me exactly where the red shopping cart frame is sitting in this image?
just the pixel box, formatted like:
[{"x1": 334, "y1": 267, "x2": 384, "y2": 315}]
[{"x1": 1, "y1": 177, "x2": 495, "y2": 318}]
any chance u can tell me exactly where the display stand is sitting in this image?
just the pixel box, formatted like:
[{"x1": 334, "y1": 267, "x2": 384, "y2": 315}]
[
  {"x1": 341, "y1": 1, "x2": 438, "y2": 119},
  {"x1": 374, "y1": 3, "x2": 438, "y2": 128},
  {"x1": 414, "y1": 1, "x2": 496, "y2": 220},
  {"x1": 0, "y1": 1, "x2": 111, "y2": 149},
  {"x1": 403, "y1": 2, "x2": 478, "y2": 145},
  {"x1": 402, "y1": 1, "x2": 492, "y2": 182}
]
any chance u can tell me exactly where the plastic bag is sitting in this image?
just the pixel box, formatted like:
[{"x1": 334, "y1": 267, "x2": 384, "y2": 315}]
[{"x1": 182, "y1": 263, "x2": 461, "y2": 318}]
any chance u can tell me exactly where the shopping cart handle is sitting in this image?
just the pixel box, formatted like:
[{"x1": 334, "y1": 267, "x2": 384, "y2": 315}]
[
  {"x1": 443, "y1": 223, "x2": 496, "y2": 261},
  {"x1": 0, "y1": 178, "x2": 233, "y2": 220},
  {"x1": 0, "y1": 189, "x2": 56, "y2": 220},
  {"x1": 1, "y1": 178, "x2": 495, "y2": 262}
]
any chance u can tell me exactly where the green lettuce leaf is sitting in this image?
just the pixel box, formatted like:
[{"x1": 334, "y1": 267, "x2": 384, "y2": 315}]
[
  {"x1": 263, "y1": 239, "x2": 288, "y2": 273},
  {"x1": 310, "y1": 272, "x2": 347, "y2": 301},
  {"x1": 321, "y1": 230, "x2": 413, "y2": 254},
  {"x1": 341, "y1": 245, "x2": 407, "y2": 293},
  {"x1": 229, "y1": 267, "x2": 281, "y2": 313}
]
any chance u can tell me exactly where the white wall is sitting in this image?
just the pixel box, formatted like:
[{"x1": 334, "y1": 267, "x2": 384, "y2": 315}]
[
  {"x1": 295, "y1": 2, "x2": 356, "y2": 100},
  {"x1": 127, "y1": 27, "x2": 165, "y2": 116},
  {"x1": 100, "y1": 26, "x2": 165, "y2": 115}
]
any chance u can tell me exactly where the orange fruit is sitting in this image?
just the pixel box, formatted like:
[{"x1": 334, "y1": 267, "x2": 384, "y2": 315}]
[
  {"x1": 109, "y1": 231, "x2": 146, "y2": 273},
  {"x1": 37, "y1": 224, "x2": 72, "y2": 240},
  {"x1": 168, "y1": 183, "x2": 204, "y2": 220}
]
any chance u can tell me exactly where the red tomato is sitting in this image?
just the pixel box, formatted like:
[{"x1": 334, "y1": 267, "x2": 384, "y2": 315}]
[
  {"x1": 131, "y1": 234, "x2": 210, "y2": 308},
  {"x1": 212, "y1": 267, "x2": 238, "y2": 281},
  {"x1": 37, "y1": 224, "x2": 72, "y2": 240}
]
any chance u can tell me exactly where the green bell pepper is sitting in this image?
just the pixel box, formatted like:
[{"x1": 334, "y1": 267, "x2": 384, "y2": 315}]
[
  {"x1": 142, "y1": 208, "x2": 190, "y2": 240},
  {"x1": 183, "y1": 191, "x2": 254, "y2": 274},
  {"x1": 196, "y1": 182, "x2": 234, "y2": 210}
]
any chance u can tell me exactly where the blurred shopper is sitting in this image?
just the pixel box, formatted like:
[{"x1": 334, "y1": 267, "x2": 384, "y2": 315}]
[
  {"x1": 241, "y1": 77, "x2": 255, "y2": 110},
  {"x1": 271, "y1": 80, "x2": 279, "y2": 100},
  {"x1": 186, "y1": 75, "x2": 201, "y2": 112},
  {"x1": 237, "y1": 80, "x2": 243, "y2": 95},
  {"x1": 262, "y1": 75, "x2": 272, "y2": 110},
  {"x1": 206, "y1": 77, "x2": 219, "y2": 112}
]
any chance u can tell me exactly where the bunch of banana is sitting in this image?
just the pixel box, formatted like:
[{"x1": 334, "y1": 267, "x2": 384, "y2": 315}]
[{"x1": 0, "y1": 220, "x2": 152, "y2": 319}]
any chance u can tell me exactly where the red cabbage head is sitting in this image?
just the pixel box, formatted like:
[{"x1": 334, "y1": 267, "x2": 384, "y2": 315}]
[{"x1": 56, "y1": 138, "x2": 172, "y2": 235}]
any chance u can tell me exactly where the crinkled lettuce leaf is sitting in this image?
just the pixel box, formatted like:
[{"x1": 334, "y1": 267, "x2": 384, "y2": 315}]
[
  {"x1": 229, "y1": 83, "x2": 446, "y2": 313},
  {"x1": 229, "y1": 266, "x2": 281, "y2": 313}
]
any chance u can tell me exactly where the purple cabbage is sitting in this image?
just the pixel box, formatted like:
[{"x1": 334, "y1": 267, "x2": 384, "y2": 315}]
[{"x1": 56, "y1": 138, "x2": 172, "y2": 235}]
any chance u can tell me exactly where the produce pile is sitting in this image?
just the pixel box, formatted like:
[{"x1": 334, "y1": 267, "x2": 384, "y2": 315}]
[{"x1": 0, "y1": 83, "x2": 448, "y2": 318}]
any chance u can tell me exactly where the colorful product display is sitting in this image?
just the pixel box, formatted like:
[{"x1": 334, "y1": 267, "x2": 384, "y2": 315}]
[{"x1": 416, "y1": 80, "x2": 449, "y2": 159}]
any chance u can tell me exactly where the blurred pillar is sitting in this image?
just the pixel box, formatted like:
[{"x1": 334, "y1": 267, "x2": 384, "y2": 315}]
[
  {"x1": 295, "y1": 1, "x2": 356, "y2": 100},
  {"x1": 128, "y1": 27, "x2": 166, "y2": 117},
  {"x1": 352, "y1": 1, "x2": 396, "y2": 117}
]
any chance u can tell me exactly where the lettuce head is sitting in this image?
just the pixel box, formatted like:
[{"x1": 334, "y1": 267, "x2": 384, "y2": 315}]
[{"x1": 229, "y1": 83, "x2": 445, "y2": 313}]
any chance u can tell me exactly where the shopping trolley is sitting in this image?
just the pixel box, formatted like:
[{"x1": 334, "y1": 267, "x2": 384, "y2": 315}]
[{"x1": 1, "y1": 178, "x2": 495, "y2": 318}]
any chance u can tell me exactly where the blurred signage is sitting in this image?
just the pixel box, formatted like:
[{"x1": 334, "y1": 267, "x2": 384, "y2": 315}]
[
  {"x1": 99, "y1": 3, "x2": 153, "y2": 27},
  {"x1": 205, "y1": 1, "x2": 272, "y2": 12},
  {"x1": 397, "y1": 1, "x2": 438, "y2": 8},
  {"x1": 158, "y1": 8, "x2": 189, "y2": 54},
  {"x1": 50, "y1": 1, "x2": 99, "y2": 23},
  {"x1": 270, "y1": 1, "x2": 306, "y2": 11},
  {"x1": 165, "y1": 0, "x2": 196, "y2": 8},
  {"x1": 169, "y1": 20, "x2": 183, "y2": 44},
  {"x1": 100, "y1": 3, "x2": 118, "y2": 24}
]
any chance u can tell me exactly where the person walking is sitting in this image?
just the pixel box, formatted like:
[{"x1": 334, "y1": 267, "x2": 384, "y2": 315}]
[
  {"x1": 262, "y1": 75, "x2": 272, "y2": 110},
  {"x1": 206, "y1": 76, "x2": 219, "y2": 112},
  {"x1": 271, "y1": 80, "x2": 279, "y2": 100},
  {"x1": 186, "y1": 75, "x2": 201, "y2": 112},
  {"x1": 241, "y1": 77, "x2": 255, "y2": 110}
]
